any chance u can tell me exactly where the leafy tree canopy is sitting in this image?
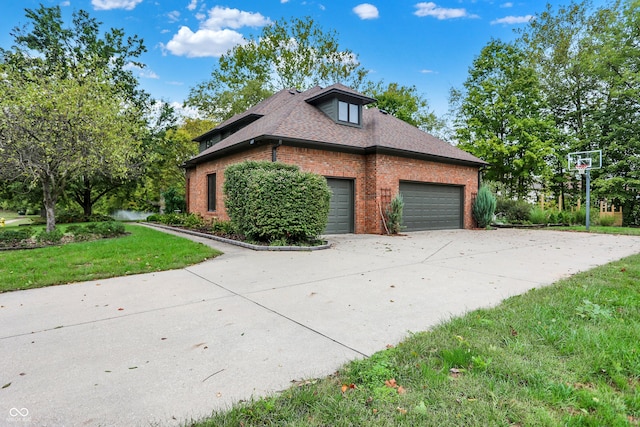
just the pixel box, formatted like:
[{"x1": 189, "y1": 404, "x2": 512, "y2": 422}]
[
  {"x1": 364, "y1": 81, "x2": 445, "y2": 134},
  {"x1": 186, "y1": 16, "x2": 369, "y2": 121}
]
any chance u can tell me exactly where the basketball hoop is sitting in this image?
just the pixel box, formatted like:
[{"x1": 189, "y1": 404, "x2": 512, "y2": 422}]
[{"x1": 576, "y1": 164, "x2": 588, "y2": 175}]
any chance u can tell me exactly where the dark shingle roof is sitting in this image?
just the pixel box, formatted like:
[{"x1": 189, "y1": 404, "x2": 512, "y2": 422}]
[{"x1": 187, "y1": 84, "x2": 486, "y2": 167}]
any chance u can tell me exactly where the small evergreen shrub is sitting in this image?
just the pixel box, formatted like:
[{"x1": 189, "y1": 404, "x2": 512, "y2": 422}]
[
  {"x1": 92, "y1": 221, "x2": 126, "y2": 237},
  {"x1": 0, "y1": 228, "x2": 33, "y2": 246},
  {"x1": 385, "y1": 193, "x2": 404, "y2": 234},
  {"x1": 182, "y1": 213, "x2": 206, "y2": 229},
  {"x1": 496, "y1": 199, "x2": 532, "y2": 223},
  {"x1": 210, "y1": 219, "x2": 236, "y2": 235},
  {"x1": 36, "y1": 228, "x2": 64, "y2": 244},
  {"x1": 146, "y1": 214, "x2": 161, "y2": 222},
  {"x1": 472, "y1": 185, "x2": 497, "y2": 228}
]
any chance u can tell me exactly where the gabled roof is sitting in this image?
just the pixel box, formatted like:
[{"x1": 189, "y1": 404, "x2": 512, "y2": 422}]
[{"x1": 186, "y1": 84, "x2": 487, "y2": 167}]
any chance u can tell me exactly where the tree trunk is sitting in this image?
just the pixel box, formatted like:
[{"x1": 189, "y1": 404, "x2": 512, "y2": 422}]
[
  {"x1": 42, "y1": 177, "x2": 58, "y2": 232},
  {"x1": 81, "y1": 182, "x2": 92, "y2": 217}
]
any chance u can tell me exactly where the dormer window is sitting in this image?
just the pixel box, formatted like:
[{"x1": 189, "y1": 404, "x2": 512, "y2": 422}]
[{"x1": 338, "y1": 101, "x2": 360, "y2": 125}]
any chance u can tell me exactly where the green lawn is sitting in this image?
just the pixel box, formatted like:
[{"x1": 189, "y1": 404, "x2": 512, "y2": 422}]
[
  {"x1": 0, "y1": 224, "x2": 221, "y2": 292},
  {"x1": 193, "y1": 252, "x2": 640, "y2": 427},
  {"x1": 553, "y1": 225, "x2": 640, "y2": 236}
]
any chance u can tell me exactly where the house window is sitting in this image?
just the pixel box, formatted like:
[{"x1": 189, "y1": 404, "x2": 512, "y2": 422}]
[
  {"x1": 338, "y1": 101, "x2": 360, "y2": 125},
  {"x1": 207, "y1": 173, "x2": 216, "y2": 211}
]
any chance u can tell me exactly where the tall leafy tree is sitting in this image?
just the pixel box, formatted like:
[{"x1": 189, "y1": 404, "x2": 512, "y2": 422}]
[
  {"x1": 520, "y1": 0, "x2": 640, "y2": 224},
  {"x1": 452, "y1": 40, "x2": 556, "y2": 199},
  {"x1": 0, "y1": 6, "x2": 148, "y2": 228},
  {"x1": 519, "y1": 1, "x2": 601, "y2": 207},
  {"x1": 186, "y1": 17, "x2": 369, "y2": 121},
  {"x1": 588, "y1": 0, "x2": 640, "y2": 224},
  {"x1": 0, "y1": 68, "x2": 143, "y2": 231},
  {"x1": 364, "y1": 81, "x2": 445, "y2": 134}
]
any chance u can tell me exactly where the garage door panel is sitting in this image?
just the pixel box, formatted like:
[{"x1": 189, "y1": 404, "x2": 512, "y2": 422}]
[
  {"x1": 325, "y1": 178, "x2": 354, "y2": 234},
  {"x1": 400, "y1": 182, "x2": 462, "y2": 231}
]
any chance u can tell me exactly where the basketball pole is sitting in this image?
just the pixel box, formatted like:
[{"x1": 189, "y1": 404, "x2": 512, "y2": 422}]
[{"x1": 585, "y1": 168, "x2": 591, "y2": 231}]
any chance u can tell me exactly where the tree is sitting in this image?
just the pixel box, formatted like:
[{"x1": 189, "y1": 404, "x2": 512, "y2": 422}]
[
  {"x1": 4, "y1": 5, "x2": 148, "y2": 106},
  {"x1": 518, "y1": 1, "x2": 601, "y2": 208},
  {"x1": 519, "y1": 0, "x2": 640, "y2": 224},
  {"x1": 0, "y1": 5, "x2": 150, "y2": 218},
  {"x1": 364, "y1": 81, "x2": 445, "y2": 134},
  {"x1": 452, "y1": 40, "x2": 556, "y2": 199},
  {"x1": 0, "y1": 69, "x2": 143, "y2": 231},
  {"x1": 186, "y1": 17, "x2": 368, "y2": 121}
]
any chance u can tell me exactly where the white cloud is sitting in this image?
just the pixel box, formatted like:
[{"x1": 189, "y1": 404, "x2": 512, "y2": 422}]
[
  {"x1": 353, "y1": 3, "x2": 379, "y2": 20},
  {"x1": 202, "y1": 6, "x2": 271, "y2": 31},
  {"x1": 500, "y1": 2, "x2": 513, "y2": 7},
  {"x1": 491, "y1": 15, "x2": 534, "y2": 25},
  {"x1": 414, "y1": 2, "x2": 468, "y2": 19},
  {"x1": 187, "y1": 0, "x2": 198, "y2": 11},
  {"x1": 140, "y1": 69, "x2": 159, "y2": 79},
  {"x1": 163, "y1": 26, "x2": 246, "y2": 58},
  {"x1": 167, "y1": 10, "x2": 180, "y2": 23},
  {"x1": 420, "y1": 69, "x2": 435, "y2": 74},
  {"x1": 91, "y1": 0, "x2": 143, "y2": 11},
  {"x1": 164, "y1": 7, "x2": 270, "y2": 58},
  {"x1": 60, "y1": 1, "x2": 71, "y2": 6},
  {"x1": 281, "y1": 0, "x2": 290, "y2": 3}
]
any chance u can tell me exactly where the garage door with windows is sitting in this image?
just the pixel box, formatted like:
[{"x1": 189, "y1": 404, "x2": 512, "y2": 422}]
[
  {"x1": 325, "y1": 178, "x2": 354, "y2": 234},
  {"x1": 400, "y1": 182, "x2": 463, "y2": 231}
]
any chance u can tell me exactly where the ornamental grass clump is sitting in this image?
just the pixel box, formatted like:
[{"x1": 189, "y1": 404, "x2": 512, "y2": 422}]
[{"x1": 472, "y1": 185, "x2": 496, "y2": 228}]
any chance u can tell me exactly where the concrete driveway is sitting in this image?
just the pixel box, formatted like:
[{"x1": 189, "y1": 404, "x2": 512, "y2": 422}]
[{"x1": 2, "y1": 227, "x2": 640, "y2": 426}]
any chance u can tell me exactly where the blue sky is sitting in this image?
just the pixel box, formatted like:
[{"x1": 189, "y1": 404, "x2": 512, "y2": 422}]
[{"x1": 1, "y1": 0, "x2": 606, "y2": 119}]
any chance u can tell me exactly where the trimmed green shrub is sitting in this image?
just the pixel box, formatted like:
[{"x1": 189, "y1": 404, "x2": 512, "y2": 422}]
[
  {"x1": 472, "y1": 185, "x2": 497, "y2": 228},
  {"x1": 92, "y1": 221, "x2": 126, "y2": 237},
  {"x1": 146, "y1": 214, "x2": 161, "y2": 222},
  {"x1": 224, "y1": 161, "x2": 330, "y2": 243},
  {"x1": 496, "y1": 199, "x2": 532, "y2": 223},
  {"x1": 210, "y1": 219, "x2": 236, "y2": 235},
  {"x1": 36, "y1": 228, "x2": 64, "y2": 244},
  {"x1": 385, "y1": 193, "x2": 404, "y2": 234},
  {"x1": 224, "y1": 161, "x2": 299, "y2": 233},
  {"x1": 0, "y1": 228, "x2": 33, "y2": 246}
]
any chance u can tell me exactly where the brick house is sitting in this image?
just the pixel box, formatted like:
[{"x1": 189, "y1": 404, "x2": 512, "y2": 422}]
[{"x1": 184, "y1": 84, "x2": 487, "y2": 234}]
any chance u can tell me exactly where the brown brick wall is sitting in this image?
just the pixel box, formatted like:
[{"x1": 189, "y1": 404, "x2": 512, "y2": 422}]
[{"x1": 186, "y1": 143, "x2": 479, "y2": 233}]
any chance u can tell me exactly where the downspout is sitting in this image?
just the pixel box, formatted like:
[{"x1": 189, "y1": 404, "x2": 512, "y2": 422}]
[{"x1": 272, "y1": 139, "x2": 283, "y2": 162}]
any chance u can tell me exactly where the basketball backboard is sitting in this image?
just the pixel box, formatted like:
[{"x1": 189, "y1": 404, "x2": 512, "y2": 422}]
[{"x1": 568, "y1": 150, "x2": 602, "y2": 172}]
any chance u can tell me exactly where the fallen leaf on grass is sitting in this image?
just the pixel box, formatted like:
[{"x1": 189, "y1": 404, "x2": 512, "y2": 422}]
[
  {"x1": 396, "y1": 407, "x2": 407, "y2": 415},
  {"x1": 341, "y1": 383, "x2": 356, "y2": 393}
]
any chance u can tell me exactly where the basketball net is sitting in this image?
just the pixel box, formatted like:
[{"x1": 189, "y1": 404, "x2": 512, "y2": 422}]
[{"x1": 576, "y1": 164, "x2": 588, "y2": 175}]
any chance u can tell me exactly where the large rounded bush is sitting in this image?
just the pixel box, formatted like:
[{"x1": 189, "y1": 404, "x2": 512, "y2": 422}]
[{"x1": 224, "y1": 161, "x2": 330, "y2": 243}]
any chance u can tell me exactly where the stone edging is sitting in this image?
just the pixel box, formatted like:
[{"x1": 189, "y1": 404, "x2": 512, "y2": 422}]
[{"x1": 142, "y1": 223, "x2": 331, "y2": 251}]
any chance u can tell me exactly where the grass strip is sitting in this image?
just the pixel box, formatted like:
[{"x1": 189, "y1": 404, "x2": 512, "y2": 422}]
[
  {"x1": 0, "y1": 224, "x2": 220, "y2": 292},
  {"x1": 194, "y1": 253, "x2": 640, "y2": 426},
  {"x1": 552, "y1": 226, "x2": 640, "y2": 236}
]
